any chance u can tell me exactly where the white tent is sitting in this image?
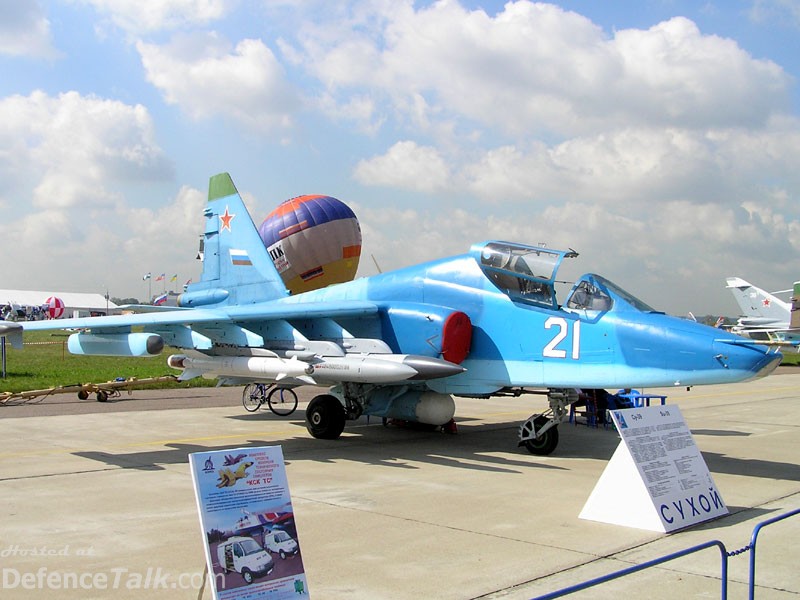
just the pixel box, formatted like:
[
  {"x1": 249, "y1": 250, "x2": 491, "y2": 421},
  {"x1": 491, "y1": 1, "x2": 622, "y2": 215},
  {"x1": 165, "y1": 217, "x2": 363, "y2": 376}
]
[{"x1": 1, "y1": 289, "x2": 118, "y2": 319}]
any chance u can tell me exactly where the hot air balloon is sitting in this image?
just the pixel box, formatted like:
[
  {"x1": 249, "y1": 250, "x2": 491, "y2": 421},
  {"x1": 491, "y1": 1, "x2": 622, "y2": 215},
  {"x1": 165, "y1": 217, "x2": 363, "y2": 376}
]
[
  {"x1": 45, "y1": 296, "x2": 65, "y2": 319},
  {"x1": 258, "y1": 195, "x2": 362, "y2": 295}
]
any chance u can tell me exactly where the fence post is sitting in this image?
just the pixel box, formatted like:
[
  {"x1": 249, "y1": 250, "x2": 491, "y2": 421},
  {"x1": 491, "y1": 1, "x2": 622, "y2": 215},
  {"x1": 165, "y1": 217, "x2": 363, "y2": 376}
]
[
  {"x1": 533, "y1": 539, "x2": 728, "y2": 600},
  {"x1": 749, "y1": 508, "x2": 800, "y2": 600}
]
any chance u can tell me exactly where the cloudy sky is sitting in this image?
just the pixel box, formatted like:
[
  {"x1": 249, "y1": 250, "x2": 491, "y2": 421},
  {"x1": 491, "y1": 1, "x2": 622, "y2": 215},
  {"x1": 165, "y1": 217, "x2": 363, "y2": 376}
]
[{"x1": 1, "y1": 0, "x2": 798, "y2": 316}]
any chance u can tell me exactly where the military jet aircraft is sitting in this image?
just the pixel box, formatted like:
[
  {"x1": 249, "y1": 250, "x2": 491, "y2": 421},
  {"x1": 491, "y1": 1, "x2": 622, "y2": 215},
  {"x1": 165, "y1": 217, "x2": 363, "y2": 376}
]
[
  {"x1": 726, "y1": 277, "x2": 800, "y2": 344},
  {"x1": 0, "y1": 174, "x2": 782, "y2": 455}
]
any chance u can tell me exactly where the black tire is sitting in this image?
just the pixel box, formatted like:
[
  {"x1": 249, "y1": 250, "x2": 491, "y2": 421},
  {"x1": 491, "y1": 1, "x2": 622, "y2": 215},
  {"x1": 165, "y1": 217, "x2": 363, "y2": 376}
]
[
  {"x1": 523, "y1": 416, "x2": 559, "y2": 456},
  {"x1": 241, "y1": 568, "x2": 253, "y2": 584},
  {"x1": 77, "y1": 390, "x2": 89, "y2": 400},
  {"x1": 242, "y1": 384, "x2": 265, "y2": 412},
  {"x1": 96, "y1": 390, "x2": 108, "y2": 402},
  {"x1": 268, "y1": 387, "x2": 298, "y2": 416},
  {"x1": 306, "y1": 394, "x2": 346, "y2": 439}
]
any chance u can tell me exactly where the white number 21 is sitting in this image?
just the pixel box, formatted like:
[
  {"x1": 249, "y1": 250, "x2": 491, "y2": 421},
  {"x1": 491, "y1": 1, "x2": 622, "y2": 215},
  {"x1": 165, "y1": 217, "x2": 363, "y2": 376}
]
[{"x1": 543, "y1": 317, "x2": 581, "y2": 359}]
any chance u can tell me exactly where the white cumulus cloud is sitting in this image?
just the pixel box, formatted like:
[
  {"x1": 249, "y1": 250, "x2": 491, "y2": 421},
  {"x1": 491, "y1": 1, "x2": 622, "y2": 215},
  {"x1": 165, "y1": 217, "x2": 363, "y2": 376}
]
[
  {"x1": 284, "y1": 2, "x2": 791, "y2": 138},
  {"x1": 0, "y1": 91, "x2": 172, "y2": 210},
  {"x1": 71, "y1": 0, "x2": 228, "y2": 34},
  {"x1": 0, "y1": 0, "x2": 58, "y2": 58},
  {"x1": 0, "y1": 91, "x2": 176, "y2": 297},
  {"x1": 353, "y1": 141, "x2": 450, "y2": 193},
  {"x1": 138, "y1": 32, "x2": 300, "y2": 132}
]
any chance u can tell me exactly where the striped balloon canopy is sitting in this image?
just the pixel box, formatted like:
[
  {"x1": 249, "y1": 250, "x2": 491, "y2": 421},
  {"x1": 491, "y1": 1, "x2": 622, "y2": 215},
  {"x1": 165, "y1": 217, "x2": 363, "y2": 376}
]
[{"x1": 258, "y1": 195, "x2": 362, "y2": 294}]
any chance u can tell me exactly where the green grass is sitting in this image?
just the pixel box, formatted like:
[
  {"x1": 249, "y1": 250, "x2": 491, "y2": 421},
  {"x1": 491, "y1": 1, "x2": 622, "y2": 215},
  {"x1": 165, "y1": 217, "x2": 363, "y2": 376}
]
[
  {"x1": 0, "y1": 331, "x2": 213, "y2": 394},
  {"x1": 780, "y1": 350, "x2": 800, "y2": 366}
]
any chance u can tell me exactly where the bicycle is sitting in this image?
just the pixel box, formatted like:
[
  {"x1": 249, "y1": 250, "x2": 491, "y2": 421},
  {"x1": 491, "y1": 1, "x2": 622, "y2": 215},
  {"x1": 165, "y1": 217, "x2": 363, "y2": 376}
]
[{"x1": 242, "y1": 383, "x2": 299, "y2": 416}]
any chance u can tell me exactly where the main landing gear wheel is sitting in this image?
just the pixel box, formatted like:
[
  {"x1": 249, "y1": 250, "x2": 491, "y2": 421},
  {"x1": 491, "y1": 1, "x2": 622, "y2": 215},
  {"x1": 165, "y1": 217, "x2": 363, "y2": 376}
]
[
  {"x1": 523, "y1": 416, "x2": 559, "y2": 456},
  {"x1": 306, "y1": 394, "x2": 346, "y2": 440}
]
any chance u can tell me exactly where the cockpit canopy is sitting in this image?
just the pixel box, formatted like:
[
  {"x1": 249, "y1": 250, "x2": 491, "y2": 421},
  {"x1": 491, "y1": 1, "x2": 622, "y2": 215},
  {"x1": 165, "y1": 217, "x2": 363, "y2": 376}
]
[
  {"x1": 565, "y1": 278, "x2": 612, "y2": 311},
  {"x1": 474, "y1": 241, "x2": 576, "y2": 309},
  {"x1": 566, "y1": 274, "x2": 657, "y2": 313},
  {"x1": 473, "y1": 241, "x2": 656, "y2": 313}
]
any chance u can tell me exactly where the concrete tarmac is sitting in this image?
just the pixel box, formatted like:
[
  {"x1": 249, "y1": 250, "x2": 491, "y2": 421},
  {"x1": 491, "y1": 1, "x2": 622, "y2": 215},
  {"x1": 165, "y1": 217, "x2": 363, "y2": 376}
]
[{"x1": 0, "y1": 372, "x2": 798, "y2": 599}]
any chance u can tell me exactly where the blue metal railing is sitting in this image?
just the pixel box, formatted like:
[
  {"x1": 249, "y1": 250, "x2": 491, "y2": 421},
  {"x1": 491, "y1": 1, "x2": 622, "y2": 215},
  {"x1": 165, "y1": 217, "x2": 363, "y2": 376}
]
[
  {"x1": 533, "y1": 539, "x2": 729, "y2": 599},
  {"x1": 748, "y1": 507, "x2": 800, "y2": 600},
  {"x1": 533, "y1": 508, "x2": 800, "y2": 600}
]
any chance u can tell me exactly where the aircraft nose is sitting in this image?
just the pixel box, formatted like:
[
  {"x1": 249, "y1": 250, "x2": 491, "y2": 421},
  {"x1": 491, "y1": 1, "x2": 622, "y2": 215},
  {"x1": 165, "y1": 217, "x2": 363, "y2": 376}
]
[{"x1": 712, "y1": 339, "x2": 782, "y2": 381}]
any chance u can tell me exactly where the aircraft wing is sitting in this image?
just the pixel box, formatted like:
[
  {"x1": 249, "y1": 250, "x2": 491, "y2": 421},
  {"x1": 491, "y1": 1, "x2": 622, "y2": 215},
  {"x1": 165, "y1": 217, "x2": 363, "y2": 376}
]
[
  {"x1": 115, "y1": 304, "x2": 195, "y2": 313},
  {"x1": 0, "y1": 300, "x2": 380, "y2": 349}
]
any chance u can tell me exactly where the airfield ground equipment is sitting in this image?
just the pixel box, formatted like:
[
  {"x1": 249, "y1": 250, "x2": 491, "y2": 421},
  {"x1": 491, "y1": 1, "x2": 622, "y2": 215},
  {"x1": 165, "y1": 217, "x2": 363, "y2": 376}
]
[{"x1": 0, "y1": 375, "x2": 179, "y2": 404}]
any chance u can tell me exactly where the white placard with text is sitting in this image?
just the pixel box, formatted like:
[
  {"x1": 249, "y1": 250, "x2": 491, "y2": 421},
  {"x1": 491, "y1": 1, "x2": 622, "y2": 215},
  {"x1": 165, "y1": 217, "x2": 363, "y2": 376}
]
[{"x1": 580, "y1": 405, "x2": 728, "y2": 532}]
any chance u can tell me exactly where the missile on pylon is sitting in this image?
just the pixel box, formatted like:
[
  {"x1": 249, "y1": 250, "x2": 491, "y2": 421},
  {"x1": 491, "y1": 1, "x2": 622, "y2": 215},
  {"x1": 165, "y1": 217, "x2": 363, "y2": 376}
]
[
  {"x1": 167, "y1": 354, "x2": 315, "y2": 382},
  {"x1": 309, "y1": 354, "x2": 467, "y2": 382},
  {"x1": 167, "y1": 353, "x2": 465, "y2": 384}
]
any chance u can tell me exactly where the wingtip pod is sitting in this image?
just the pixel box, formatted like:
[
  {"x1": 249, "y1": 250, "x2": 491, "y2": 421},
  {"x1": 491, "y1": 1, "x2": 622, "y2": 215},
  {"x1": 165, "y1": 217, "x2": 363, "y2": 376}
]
[
  {"x1": 0, "y1": 322, "x2": 23, "y2": 349},
  {"x1": 68, "y1": 332, "x2": 164, "y2": 357},
  {"x1": 208, "y1": 172, "x2": 238, "y2": 202}
]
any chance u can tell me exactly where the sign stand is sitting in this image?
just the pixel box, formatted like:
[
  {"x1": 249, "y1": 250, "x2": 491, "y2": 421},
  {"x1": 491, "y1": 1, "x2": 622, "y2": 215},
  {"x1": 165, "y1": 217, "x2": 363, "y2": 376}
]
[
  {"x1": 190, "y1": 445, "x2": 309, "y2": 599},
  {"x1": 580, "y1": 405, "x2": 728, "y2": 533}
]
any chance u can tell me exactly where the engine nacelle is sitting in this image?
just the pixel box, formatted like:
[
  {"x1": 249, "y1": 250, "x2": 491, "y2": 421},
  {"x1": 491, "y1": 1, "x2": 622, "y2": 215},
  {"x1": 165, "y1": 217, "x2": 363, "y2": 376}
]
[
  {"x1": 67, "y1": 332, "x2": 164, "y2": 357},
  {"x1": 366, "y1": 389, "x2": 456, "y2": 425},
  {"x1": 177, "y1": 288, "x2": 229, "y2": 307}
]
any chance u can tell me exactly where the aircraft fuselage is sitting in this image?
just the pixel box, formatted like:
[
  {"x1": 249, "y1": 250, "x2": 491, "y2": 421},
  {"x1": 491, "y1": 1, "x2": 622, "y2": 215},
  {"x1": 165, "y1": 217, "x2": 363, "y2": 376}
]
[{"x1": 278, "y1": 247, "x2": 780, "y2": 396}]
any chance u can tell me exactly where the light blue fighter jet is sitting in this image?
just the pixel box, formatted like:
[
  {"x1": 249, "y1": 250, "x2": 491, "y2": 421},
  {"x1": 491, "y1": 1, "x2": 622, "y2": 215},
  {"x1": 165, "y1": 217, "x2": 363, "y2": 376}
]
[{"x1": 0, "y1": 174, "x2": 782, "y2": 455}]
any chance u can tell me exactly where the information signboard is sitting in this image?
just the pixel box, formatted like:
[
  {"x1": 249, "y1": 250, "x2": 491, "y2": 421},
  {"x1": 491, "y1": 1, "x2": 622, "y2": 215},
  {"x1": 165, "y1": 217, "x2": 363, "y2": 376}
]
[
  {"x1": 580, "y1": 405, "x2": 728, "y2": 532},
  {"x1": 189, "y1": 445, "x2": 309, "y2": 598}
]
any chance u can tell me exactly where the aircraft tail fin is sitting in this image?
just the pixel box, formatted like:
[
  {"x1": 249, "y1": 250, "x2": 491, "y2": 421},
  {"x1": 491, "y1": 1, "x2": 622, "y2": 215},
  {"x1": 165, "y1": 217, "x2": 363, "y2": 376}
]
[
  {"x1": 180, "y1": 173, "x2": 289, "y2": 307},
  {"x1": 791, "y1": 281, "x2": 800, "y2": 329},
  {"x1": 725, "y1": 277, "x2": 791, "y2": 323}
]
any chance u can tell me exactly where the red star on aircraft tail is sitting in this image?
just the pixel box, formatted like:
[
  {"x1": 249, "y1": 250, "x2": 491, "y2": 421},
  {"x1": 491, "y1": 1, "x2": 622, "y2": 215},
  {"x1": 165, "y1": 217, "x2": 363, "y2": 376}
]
[
  {"x1": 762, "y1": 298, "x2": 771, "y2": 307},
  {"x1": 220, "y1": 206, "x2": 235, "y2": 231}
]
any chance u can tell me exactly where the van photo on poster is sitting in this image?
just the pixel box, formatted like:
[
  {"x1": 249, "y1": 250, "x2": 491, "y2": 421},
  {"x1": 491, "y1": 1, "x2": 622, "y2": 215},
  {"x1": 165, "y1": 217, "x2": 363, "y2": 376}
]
[{"x1": 189, "y1": 446, "x2": 308, "y2": 599}]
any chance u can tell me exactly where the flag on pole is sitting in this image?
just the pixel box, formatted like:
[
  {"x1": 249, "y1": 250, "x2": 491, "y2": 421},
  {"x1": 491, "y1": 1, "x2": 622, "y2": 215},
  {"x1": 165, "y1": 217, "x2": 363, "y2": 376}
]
[
  {"x1": 170, "y1": 274, "x2": 178, "y2": 282},
  {"x1": 153, "y1": 293, "x2": 168, "y2": 305},
  {"x1": 156, "y1": 273, "x2": 165, "y2": 282},
  {"x1": 143, "y1": 272, "x2": 151, "y2": 281}
]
